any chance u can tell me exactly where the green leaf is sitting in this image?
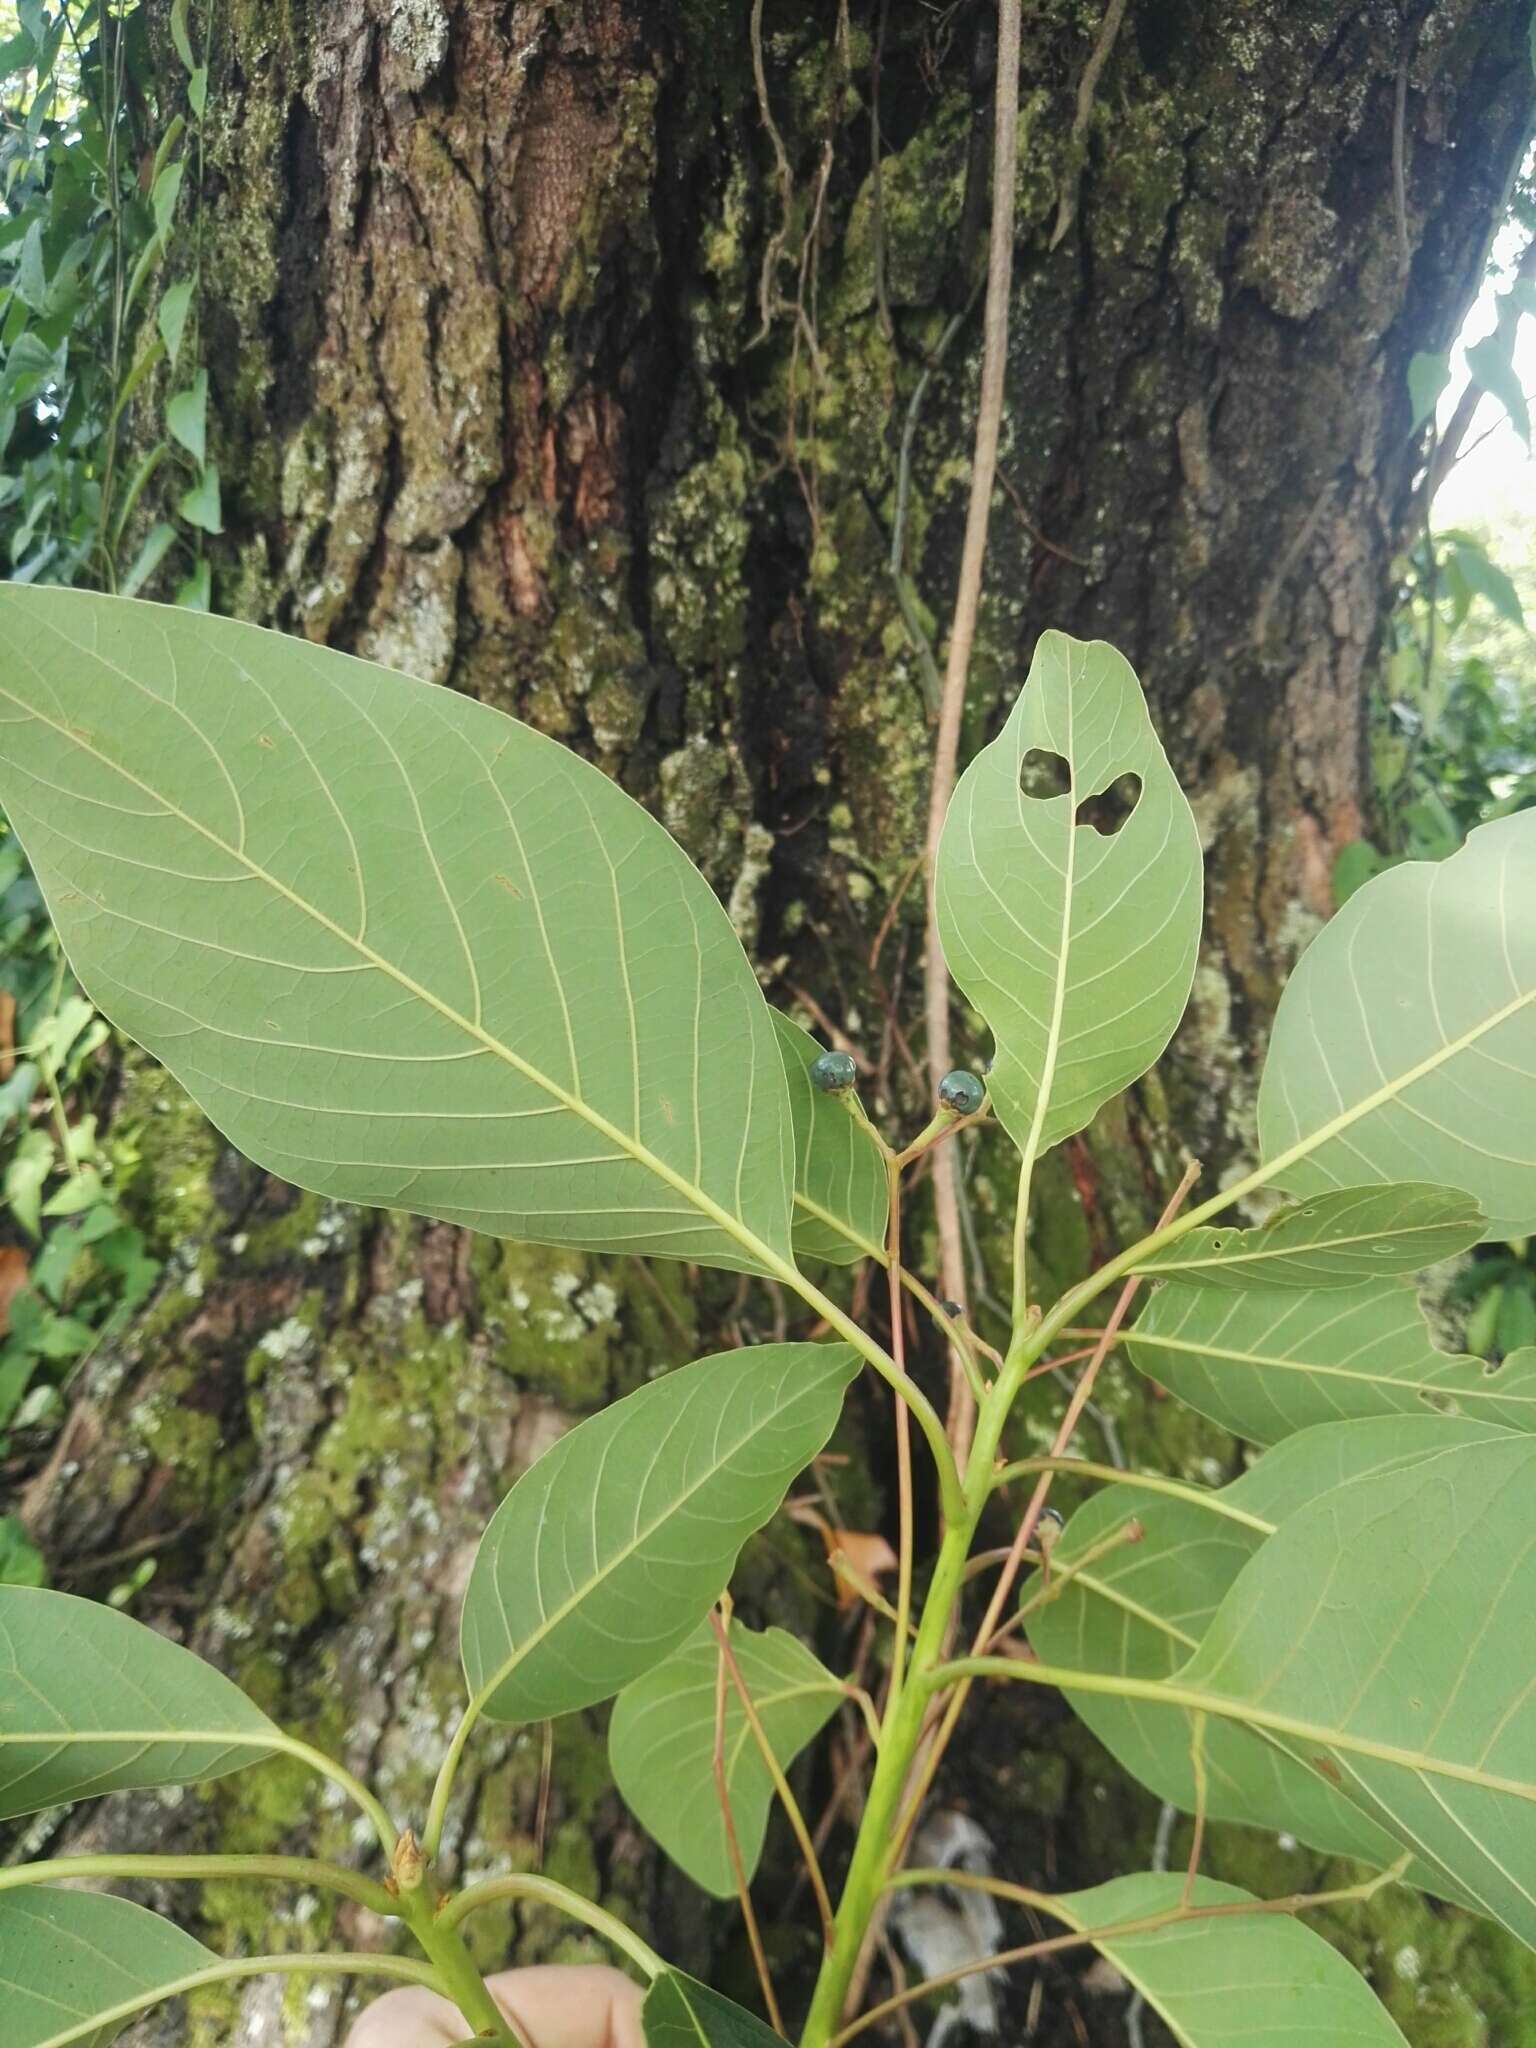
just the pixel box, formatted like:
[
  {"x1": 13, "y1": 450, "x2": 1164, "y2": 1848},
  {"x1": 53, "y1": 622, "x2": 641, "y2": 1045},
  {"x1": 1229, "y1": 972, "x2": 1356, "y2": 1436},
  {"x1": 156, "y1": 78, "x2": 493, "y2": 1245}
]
[
  {"x1": 610, "y1": 1620, "x2": 842, "y2": 1896},
  {"x1": 0, "y1": 1585, "x2": 279, "y2": 1819},
  {"x1": 1129, "y1": 1272, "x2": 1536, "y2": 1442},
  {"x1": 176, "y1": 461, "x2": 221, "y2": 533},
  {"x1": 0, "y1": 1516, "x2": 43, "y2": 1587},
  {"x1": 1465, "y1": 326, "x2": 1530, "y2": 445},
  {"x1": 1452, "y1": 539, "x2": 1525, "y2": 628},
  {"x1": 188, "y1": 66, "x2": 207, "y2": 117},
  {"x1": 150, "y1": 163, "x2": 184, "y2": 243},
  {"x1": 1178, "y1": 1433, "x2": 1536, "y2": 1943},
  {"x1": 1256, "y1": 813, "x2": 1536, "y2": 1239},
  {"x1": 1406, "y1": 350, "x2": 1450, "y2": 432},
  {"x1": 166, "y1": 370, "x2": 207, "y2": 466},
  {"x1": 774, "y1": 1010, "x2": 887, "y2": 1264},
  {"x1": 156, "y1": 279, "x2": 194, "y2": 366},
  {"x1": 169, "y1": 0, "x2": 197, "y2": 71},
  {"x1": 1056, "y1": 1874, "x2": 1408, "y2": 2047},
  {"x1": 173, "y1": 558, "x2": 210, "y2": 610},
  {"x1": 1331, "y1": 838, "x2": 1390, "y2": 908},
  {"x1": 935, "y1": 632, "x2": 1202, "y2": 1162},
  {"x1": 0, "y1": 1886, "x2": 216, "y2": 2048},
  {"x1": 120, "y1": 522, "x2": 177, "y2": 601},
  {"x1": 1134, "y1": 1183, "x2": 1482, "y2": 1289},
  {"x1": 461, "y1": 1342, "x2": 856, "y2": 1725},
  {"x1": 0, "y1": 588, "x2": 798, "y2": 1276},
  {"x1": 1027, "y1": 1417, "x2": 1509, "y2": 1888},
  {"x1": 642, "y1": 1971, "x2": 782, "y2": 2048}
]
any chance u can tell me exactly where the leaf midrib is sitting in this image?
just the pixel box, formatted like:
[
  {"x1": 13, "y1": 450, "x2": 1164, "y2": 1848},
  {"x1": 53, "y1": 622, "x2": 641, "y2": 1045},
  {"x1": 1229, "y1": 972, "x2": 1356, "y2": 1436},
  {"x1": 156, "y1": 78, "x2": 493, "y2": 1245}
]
[
  {"x1": 1139, "y1": 1217, "x2": 1474, "y2": 1276},
  {"x1": 1129, "y1": 1324, "x2": 1536, "y2": 1411},
  {"x1": 1015, "y1": 1657, "x2": 1536, "y2": 1803},
  {"x1": 0, "y1": 671, "x2": 794, "y2": 1281}
]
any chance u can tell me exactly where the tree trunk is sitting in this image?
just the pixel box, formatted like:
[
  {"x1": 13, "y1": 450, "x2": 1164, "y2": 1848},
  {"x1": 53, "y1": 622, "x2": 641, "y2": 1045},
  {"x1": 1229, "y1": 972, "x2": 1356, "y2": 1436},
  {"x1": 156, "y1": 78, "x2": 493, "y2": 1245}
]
[{"x1": 15, "y1": 4, "x2": 1535, "y2": 2043}]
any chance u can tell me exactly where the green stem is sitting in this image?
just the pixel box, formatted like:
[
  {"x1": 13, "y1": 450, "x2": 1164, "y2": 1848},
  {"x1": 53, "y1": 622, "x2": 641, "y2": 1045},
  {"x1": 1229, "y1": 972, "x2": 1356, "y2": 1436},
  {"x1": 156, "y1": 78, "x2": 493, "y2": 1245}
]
[
  {"x1": 437, "y1": 1873, "x2": 664, "y2": 1979},
  {"x1": 267, "y1": 1730, "x2": 398, "y2": 1861},
  {"x1": 399, "y1": 1890, "x2": 519, "y2": 2044},
  {"x1": 993, "y1": 1455, "x2": 1274, "y2": 1532},
  {"x1": 0, "y1": 1853, "x2": 395, "y2": 1917}
]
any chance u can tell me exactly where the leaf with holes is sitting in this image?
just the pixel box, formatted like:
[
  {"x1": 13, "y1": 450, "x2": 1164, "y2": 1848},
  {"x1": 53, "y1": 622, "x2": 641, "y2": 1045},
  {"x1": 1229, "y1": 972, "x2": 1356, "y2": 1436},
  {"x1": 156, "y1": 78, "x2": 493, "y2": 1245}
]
[
  {"x1": 461, "y1": 1343, "x2": 856, "y2": 1726},
  {"x1": 1026, "y1": 1416, "x2": 1514, "y2": 1896},
  {"x1": 1173, "y1": 1432, "x2": 1536, "y2": 1943},
  {"x1": 0, "y1": 1885, "x2": 218, "y2": 2048},
  {"x1": 1257, "y1": 813, "x2": 1536, "y2": 1239},
  {"x1": 641, "y1": 1971, "x2": 782, "y2": 2048},
  {"x1": 1132, "y1": 1184, "x2": 1483, "y2": 1289},
  {"x1": 610, "y1": 1620, "x2": 842, "y2": 1896},
  {"x1": 1128, "y1": 1269, "x2": 1536, "y2": 1442},
  {"x1": 1054, "y1": 1874, "x2": 1408, "y2": 2047},
  {"x1": 0, "y1": 587, "x2": 797, "y2": 1276},
  {"x1": 773, "y1": 1010, "x2": 887, "y2": 1265},
  {"x1": 935, "y1": 632, "x2": 1202, "y2": 1162},
  {"x1": 0, "y1": 1586, "x2": 278, "y2": 1820}
]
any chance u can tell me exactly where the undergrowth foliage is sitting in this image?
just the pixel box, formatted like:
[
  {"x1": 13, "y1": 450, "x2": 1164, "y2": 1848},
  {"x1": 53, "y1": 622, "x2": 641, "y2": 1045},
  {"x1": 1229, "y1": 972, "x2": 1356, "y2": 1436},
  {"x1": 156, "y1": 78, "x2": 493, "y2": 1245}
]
[{"x1": 0, "y1": 589, "x2": 1534, "y2": 2047}]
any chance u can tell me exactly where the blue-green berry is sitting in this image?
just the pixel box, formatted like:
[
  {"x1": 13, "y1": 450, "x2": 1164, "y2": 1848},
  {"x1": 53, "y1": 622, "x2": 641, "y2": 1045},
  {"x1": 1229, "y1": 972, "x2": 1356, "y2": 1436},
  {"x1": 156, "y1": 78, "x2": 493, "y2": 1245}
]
[
  {"x1": 810, "y1": 1049, "x2": 858, "y2": 1094},
  {"x1": 938, "y1": 1069, "x2": 985, "y2": 1117}
]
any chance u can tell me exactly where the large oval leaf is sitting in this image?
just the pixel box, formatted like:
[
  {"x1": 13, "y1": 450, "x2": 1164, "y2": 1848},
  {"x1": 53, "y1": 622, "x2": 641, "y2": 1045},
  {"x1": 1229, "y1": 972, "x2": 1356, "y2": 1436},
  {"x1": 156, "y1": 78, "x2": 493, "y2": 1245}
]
[
  {"x1": 461, "y1": 1342, "x2": 857, "y2": 1725},
  {"x1": 1026, "y1": 1417, "x2": 1515, "y2": 1894},
  {"x1": 935, "y1": 632, "x2": 1202, "y2": 1161},
  {"x1": 1057, "y1": 1874, "x2": 1408, "y2": 2047},
  {"x1": 0, "y1": 1586, "x2": 278, "y2": 1820},
  {"x1": 0, "y1": 1885, "x2": 215, "y2": 2048},
  {"x1": 0, "y1": 587, "x2": 795, "y2": 1276},
  {"x1": 1177, "y1": 1432, "x2": 1536, "y2": 1944},
  {"x1": 1257, "y1": 812, "x2": 1536, "y2": 1239},
  {"x1": 1128, "y1": 1272, "x2": 1536, "y2": 1442},
  {"x1": 773, "y1": 1011, "x2": 887, "y2": 1265},
  {"x1": 610, "y1": 1620, "x2": 842, "y2": 1896},
  {"x1": 1132, "y1": 1184, "x2": 1482, "y2": 1290}
]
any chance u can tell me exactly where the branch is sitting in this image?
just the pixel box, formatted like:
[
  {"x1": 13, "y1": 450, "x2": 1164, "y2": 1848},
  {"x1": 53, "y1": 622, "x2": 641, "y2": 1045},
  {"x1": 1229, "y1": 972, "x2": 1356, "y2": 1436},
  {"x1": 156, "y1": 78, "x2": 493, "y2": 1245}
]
[{"x1": 921, "y1": 0, "x2": 1024, "y2": 1465}]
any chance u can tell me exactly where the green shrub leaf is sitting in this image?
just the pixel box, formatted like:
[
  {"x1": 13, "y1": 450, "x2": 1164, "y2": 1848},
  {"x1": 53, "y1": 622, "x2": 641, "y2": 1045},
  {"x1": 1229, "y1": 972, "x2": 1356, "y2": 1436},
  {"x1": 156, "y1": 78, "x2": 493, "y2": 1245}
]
[
  {"x1": 0, "y1": 588, "x2": 797, "y2": 1277},
  {"x1": 774, "y1": 1011, "x2": 887, "y2": 1264},
  {"x1": 1177, "y1": 1432, "x2": 1536, "y2": 1944},
  {"x1": 1057, "y1": 1874, "x2": 1408, "y2": 2046},
  {"x1": 610, "y1": 1620, "x2": 842, "y2": 1896},
  {"x1": 935, "y1": 632, "x2": 1202, "y2": 1163},
  {"x1": 642, "y1": 1971, "x2": 782, "y2": 2048},
  {"x1": 0, "y1": 1587, "x2": 279, "y2": 1819},
  {"x1": 1027, "y1": 1416, "x2": 1515, "y2": 1893},
  {"x1": 1132, "y1": 1184, "x2": 1483, "y2": 1289},
  {"x1": 0, "y1": 1886, "x2": 216, "y2": 2048},
  {"x1": 462, "y1": 1343, "x2": 856, "y2": 1725},
  {"x1": 1257, "y1": 813, "x2": 1536, "y2": 1237},
  {"x1": 1128, "y1": 1272, "x2": 1536, "y2": 1441}
]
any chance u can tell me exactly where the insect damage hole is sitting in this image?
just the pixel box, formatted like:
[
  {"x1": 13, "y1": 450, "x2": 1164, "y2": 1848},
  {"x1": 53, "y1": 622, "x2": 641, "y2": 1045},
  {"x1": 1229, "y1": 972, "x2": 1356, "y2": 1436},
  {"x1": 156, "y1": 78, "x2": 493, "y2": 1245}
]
[
  {"x1": 1077, "y1": 771, "x2": 1143, "y2": 836},
  {"x1": 1019, "y1": 747, "x2": 1072, "y2": 800}
]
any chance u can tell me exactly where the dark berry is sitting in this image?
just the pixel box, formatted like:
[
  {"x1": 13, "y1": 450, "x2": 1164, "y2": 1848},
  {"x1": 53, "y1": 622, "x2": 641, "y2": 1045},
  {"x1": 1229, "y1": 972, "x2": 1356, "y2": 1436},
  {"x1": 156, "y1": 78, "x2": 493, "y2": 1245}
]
[
  {"x1": 810, "y1": 1049, "x2": 858, "y2": 1094},
  {"x1": 938, "y1": 1069, "x2": 985, "y2": 1117},
  {"x1": 940, "y1": 1299, "x2": 964, "y2": 1318}
]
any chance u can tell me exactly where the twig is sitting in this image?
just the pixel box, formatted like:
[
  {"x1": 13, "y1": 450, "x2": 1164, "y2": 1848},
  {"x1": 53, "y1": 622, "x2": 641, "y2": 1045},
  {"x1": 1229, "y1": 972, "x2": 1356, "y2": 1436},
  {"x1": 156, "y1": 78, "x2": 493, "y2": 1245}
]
[
  {"x1": 713, "y1": 1616, "x2": 785, "y2": 2035},
  {"x1": 1391, "y1": 16, "x2": 1413, "y2": 278},
  {"x1": 869, "y1": 0, "x2": 893, "y2": 342},
  {"x1": 1182, "y1": 1712, "x2": 1209, "y2": 1907},
  {"x1": 1048, "y1": 0, "x2": 1129, "y2": 251},
  {"x1": 886, "y1": 1160, "x2": 916, "y2": 1695},
  {"x1": 890, "y1": 1162, "x2": 1201, "y2": 1853},
  {"x1": 921, "y1": 0, "x2": 1024, "y2": 1464},
  {"x1": 710, "y1": 1607, "x2": 837, "y2": 1946}
]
